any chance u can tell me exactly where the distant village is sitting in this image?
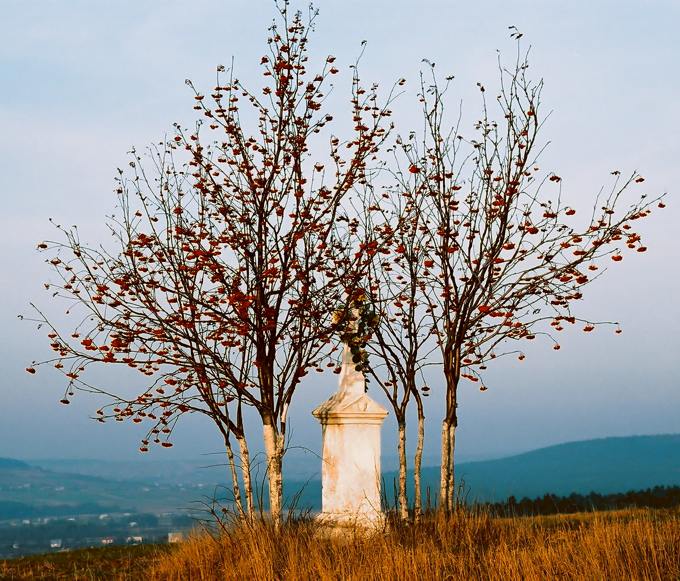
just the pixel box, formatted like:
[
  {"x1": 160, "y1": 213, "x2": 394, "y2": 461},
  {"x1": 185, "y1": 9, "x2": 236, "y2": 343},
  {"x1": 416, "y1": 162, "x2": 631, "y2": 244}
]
[{"x1": 0, "y1": 511, "x2": 195, "y2": 558}]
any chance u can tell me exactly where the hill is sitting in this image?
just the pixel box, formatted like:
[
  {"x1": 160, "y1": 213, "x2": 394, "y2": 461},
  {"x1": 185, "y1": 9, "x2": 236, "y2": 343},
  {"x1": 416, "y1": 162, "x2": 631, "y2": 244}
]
[
  {"x1": 2, "y1": 434, "x2": 679, "y2": 518},
  {"x1": 447, "y1": 433, "x2": 680, "y2": 501},
  {"x1": 0, "y1": 458, "x2": 30, "y2": 470},
  {"x1": 283, "y1": 434, "x2": 680, "y2": 507},
  {"x1": 0, "y1": 462, "x2": 213, "y2": 520}
]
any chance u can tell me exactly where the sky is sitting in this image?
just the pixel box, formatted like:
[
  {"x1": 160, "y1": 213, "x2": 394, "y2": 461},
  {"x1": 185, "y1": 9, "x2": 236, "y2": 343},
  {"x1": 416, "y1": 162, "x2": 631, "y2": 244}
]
[{"x1": 1, "y1": 0, "x2": 678, "y2": 465}]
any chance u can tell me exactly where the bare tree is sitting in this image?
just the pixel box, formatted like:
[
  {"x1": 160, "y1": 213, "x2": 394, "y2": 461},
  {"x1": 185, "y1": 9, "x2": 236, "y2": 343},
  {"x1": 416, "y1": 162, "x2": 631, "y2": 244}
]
[
  {"x1": 27, "y1": 4, "x2": 394, "y2": 527},
  {"x1": 392, "y1": 43, "x2": 663, "y2": 512},
  {"x1": 359, "y1": 168, "x2": 435, "y2": 521}
]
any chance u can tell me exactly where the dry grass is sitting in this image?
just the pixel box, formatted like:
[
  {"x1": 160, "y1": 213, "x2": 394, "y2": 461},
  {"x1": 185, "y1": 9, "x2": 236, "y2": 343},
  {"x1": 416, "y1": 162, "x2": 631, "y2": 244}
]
[
  {"x1": 146, "y1": 508, "x2": 680, "y2": 581},
  {"x1": 2, "y1": 510, "x2": 676, "y2": 580},
  {"x1": 0, "y1": 544, "x2": 167, "y2": 580}
]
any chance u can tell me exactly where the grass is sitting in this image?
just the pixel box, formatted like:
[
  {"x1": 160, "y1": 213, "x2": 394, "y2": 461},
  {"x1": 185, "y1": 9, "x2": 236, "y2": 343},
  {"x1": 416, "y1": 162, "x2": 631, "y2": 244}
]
[
  {"x1": 2, "y1": 508, "x2": 678, "y2": 580},
  {"x1": 146, "y1": 508, "x2": 680, "y2": 581},
  {"x1": 0, "y1": 544, "x2": 168, "y2": 580}
]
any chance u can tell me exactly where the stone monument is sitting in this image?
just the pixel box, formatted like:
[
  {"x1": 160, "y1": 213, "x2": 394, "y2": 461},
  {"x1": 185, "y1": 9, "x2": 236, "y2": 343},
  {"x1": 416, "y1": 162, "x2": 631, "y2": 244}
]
[{"x1": 312, "y1": 314, "x2": 388, "y2": 529}]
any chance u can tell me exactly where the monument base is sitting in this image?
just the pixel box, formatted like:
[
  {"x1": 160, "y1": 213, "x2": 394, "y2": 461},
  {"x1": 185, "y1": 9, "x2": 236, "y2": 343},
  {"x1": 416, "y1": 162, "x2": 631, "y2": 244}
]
[{"x1": 314, "y1": 511, "x2": 386, "y2": 539}]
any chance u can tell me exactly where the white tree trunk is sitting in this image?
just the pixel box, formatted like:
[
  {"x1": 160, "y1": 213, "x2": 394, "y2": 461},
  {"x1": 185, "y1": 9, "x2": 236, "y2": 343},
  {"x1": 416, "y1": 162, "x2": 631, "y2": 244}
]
[
  {"x1": 237, "y1": 434, "x2": 254, "y2": 518},
  {"x1": 397, "y1": 422, "x2": 408, "y2": 520},
  {"x1": 440, "y1": 420, "x2": 451, "y2": 511},
  {"x1": 440, "y1": 419, "x2": 457, "y2": 513},
  {"x1": 414, "y1": 412, "x2": 424, "y2": 521},
  {"x1": 224, "y1": 438, "x2": 244, "y2": 517},
  {"x1": 263, "y1": 423, "x2": 283, "y2": 529},
  {"x1": 446, "y1": 422, "x2": 456, "y2": 512}
]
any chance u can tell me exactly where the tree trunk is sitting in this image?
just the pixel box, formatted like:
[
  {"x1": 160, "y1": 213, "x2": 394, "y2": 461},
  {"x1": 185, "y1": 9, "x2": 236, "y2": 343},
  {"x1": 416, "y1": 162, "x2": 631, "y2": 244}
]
[
  {"x1": 413, "y1": 406, "x2": 425, "y2": 522},
  {"x1": 236, "y1": 433, "x2": 254, "y2": 518},
  {"x1": 397, "y1": 420, "x2": 408, "y2": 521},
  {"x1": 440, "y1": 418, "x2": 458, "y2": 513},
  {"x1": 445, "y1": 420, "x2": 456, "y2": 512},
  {"x1": 223, "y1": 436, "x2": 244, "y2": 517},
  {"x1": 263, "y1": 422, "x2": 284, "y2": 530},
  {"x1": 441, "y1": 351, "x2": 459, "y2": 514},
  {"x1": 439, "y1": 420, "x2": 451, "y2": 511}
]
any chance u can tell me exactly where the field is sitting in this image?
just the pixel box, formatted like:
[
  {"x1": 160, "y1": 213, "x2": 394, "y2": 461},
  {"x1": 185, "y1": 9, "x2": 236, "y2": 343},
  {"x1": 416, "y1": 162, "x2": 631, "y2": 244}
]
[
  {"x1": 1, "y1": 508, "x2": 678, "y2": 580},
  {"x1": 0, "y1": 544, "x2": 165, "y2": 580}
]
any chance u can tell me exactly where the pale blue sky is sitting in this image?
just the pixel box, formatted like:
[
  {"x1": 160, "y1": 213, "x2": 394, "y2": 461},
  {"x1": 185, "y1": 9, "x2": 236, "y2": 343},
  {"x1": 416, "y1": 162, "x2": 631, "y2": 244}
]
[{"x1": 1, "y1": 0, "x2": 678, "y2": 463}]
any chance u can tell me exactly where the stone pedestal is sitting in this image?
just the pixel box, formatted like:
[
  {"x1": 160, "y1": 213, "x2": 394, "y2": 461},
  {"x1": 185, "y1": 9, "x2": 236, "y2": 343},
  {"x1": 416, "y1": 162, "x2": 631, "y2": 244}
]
[{"x1": 312, "y1": 345, "x2": 388, "y2": 528}]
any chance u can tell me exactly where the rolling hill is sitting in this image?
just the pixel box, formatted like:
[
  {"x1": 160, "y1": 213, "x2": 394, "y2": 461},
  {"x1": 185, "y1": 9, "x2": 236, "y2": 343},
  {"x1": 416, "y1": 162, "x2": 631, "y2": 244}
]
[
  {"x1": 1, "y1": 434, "x2": 678, "y2": 518},
  {"x1": 279, "y1": 434, "x2": 680, "y2": 508},
  {"x1": 424, "y1": 433, "x2": 680, "y2": 502},
  {"x1": 0, "y1": 459, "x2": 215, "y2": 519}
]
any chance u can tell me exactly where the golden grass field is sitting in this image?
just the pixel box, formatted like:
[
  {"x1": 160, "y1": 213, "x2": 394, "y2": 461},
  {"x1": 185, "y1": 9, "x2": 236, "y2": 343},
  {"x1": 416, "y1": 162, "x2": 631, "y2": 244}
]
[{"x1": 2, "y1": 508, "x2": 678, "y2": 580}]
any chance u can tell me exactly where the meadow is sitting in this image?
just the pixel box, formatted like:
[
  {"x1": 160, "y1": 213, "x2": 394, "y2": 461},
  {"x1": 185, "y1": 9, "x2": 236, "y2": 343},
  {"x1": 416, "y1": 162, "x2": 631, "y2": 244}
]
[{"x1": 2, "y1": 508, "x2": 678, "y2": 580}]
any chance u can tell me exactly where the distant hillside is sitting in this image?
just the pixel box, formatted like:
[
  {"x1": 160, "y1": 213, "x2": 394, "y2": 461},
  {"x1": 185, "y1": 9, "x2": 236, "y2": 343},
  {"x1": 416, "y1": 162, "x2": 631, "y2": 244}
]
[
  {"x1": 283, "y1": 434, "x2": 680, "y2": 508},
  {"x1": 3, "y1": 434, "x2": 679, "y2": 517},
  {"x1": 29, "y1": 458, "x2": 228, "y2": 486},
  {"x1": 418, "y1": 434, "x2": 680, "y2": 502},
  {"x1": 29, "y1": 451, "x2": 326, "y2": 485},
  {"x1": 0, "y1": 462, "x2": 213, "y2": 520},
  {"x1": 0, "y1": 458, "x2": 29, "y2": 470}
]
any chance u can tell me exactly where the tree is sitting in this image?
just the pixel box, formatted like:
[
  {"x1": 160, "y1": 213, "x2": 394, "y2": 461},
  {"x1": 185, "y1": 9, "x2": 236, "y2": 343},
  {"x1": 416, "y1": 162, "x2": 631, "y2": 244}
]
[
  {"x1": 391, "y1": 44, "x2": 663, "y2": 512},
  {"x1": 28, "y1": 4, "x2": 394, "y2": 527},
  {"x1": 359, "y1": 167, "x2": 434, "y2": 521}
]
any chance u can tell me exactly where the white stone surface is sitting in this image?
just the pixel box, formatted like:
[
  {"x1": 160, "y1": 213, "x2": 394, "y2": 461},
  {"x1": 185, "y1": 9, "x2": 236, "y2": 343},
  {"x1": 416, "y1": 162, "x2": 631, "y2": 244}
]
[{"x1": 313, "y1": 343, "x2": 388, "y2": 527}]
